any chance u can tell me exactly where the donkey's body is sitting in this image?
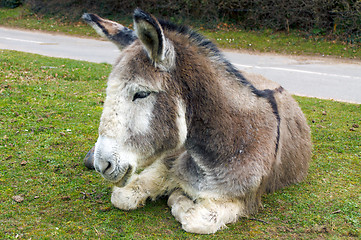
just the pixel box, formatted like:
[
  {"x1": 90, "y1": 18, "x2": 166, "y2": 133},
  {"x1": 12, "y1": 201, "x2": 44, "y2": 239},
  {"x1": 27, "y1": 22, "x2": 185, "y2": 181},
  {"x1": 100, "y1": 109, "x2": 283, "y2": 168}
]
[{"x1": 83, "y1": 9, "x2": 311, "y2": 234}]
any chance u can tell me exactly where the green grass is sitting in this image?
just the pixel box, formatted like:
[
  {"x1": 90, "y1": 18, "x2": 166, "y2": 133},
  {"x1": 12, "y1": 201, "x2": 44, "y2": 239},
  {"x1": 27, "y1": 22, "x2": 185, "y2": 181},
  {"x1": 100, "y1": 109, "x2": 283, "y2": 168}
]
[
  {"x1": 0, "y1": 6, "x2": 360, "y2": 59},
  {"x1": 205, "y1": 28, "x2": 361, "y2": 59},
  {"x1": 0, "y1": 7, "x2": 97, "y2": 37},
  {"x1": 1, "y1": 50, "x2": 360, "y2": 239}
]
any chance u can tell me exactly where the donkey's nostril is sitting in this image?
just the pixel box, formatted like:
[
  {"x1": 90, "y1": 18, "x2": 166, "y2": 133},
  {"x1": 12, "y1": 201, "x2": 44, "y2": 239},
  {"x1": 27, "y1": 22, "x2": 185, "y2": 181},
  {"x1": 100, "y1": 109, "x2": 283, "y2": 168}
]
[
  {"x1": 95, "y1": 159, "x2": 113, "y2": 174},
  {"x1": 104, "y1": 161, "x2": 112, "y2": 173}
]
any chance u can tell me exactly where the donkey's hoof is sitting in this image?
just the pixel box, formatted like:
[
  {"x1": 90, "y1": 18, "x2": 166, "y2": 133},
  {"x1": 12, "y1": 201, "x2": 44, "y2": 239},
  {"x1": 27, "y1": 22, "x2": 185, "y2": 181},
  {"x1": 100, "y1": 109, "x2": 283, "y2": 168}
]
[
  {"x1": 111, "y1": 186, "x2": 145, "y2": 210},
  {"x1": 83, "y1": 146, "x2": 95, "y2": 170}
]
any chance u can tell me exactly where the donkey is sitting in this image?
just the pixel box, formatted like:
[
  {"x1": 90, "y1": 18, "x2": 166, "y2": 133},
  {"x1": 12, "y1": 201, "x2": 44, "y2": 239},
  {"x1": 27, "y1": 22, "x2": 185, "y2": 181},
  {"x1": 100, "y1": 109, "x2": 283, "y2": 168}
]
[{"x1": 82, "y1": 9, "x2": 312, "y2": 234}]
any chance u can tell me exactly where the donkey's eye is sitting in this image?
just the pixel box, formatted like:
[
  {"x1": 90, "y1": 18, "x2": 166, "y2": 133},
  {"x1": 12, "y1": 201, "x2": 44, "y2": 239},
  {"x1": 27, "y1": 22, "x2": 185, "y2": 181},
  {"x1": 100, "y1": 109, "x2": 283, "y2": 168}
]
[{"x1": 132, "y1": 91, "x2": 151, "y2": 101}]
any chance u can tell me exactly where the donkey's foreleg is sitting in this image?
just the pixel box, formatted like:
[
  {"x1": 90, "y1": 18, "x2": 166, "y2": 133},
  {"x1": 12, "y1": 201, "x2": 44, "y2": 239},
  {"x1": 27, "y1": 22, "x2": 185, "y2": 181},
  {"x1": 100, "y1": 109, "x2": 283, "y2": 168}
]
[
  {"x1": 168, "y1": 190, "x2": 246, "y2": 234},
  {"x1": 111, "y1": 160, "x2": 173, "y2": 210}
]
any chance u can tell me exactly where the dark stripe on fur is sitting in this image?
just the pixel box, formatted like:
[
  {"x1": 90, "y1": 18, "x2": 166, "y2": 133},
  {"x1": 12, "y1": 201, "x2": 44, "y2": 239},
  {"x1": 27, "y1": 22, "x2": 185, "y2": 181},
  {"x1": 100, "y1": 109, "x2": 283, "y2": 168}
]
[{"x1": 224, "y1": 62, "x2": 282, "y2": 155}]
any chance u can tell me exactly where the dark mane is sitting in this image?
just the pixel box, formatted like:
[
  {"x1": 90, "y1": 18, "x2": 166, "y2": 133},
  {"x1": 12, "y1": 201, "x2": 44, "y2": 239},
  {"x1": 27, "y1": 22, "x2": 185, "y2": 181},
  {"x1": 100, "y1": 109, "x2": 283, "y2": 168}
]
[
  {"x1": 159, "y1": 20, "x2": 220, "y2": 57},
  {"x1": 158, "y1": 20, "x2": 271, "y2": 93}
]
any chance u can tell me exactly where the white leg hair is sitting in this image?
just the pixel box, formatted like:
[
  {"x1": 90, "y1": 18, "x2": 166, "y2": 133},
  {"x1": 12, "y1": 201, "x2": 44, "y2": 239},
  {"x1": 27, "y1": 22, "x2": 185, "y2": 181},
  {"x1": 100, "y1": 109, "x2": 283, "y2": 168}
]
[
  {"x1": 111, "y1": 159, "x2": 174, "y2": 210},
  {"x1": 167, "y1": 190, "x2": 246, "y2": 234}
]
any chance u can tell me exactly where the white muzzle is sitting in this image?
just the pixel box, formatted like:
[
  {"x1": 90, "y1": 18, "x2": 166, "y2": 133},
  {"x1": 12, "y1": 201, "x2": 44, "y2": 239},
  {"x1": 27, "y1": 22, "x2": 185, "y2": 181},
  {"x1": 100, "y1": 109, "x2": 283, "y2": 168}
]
[{"x1": 94, "y1": 136, "x2": 137, "y2": 185}]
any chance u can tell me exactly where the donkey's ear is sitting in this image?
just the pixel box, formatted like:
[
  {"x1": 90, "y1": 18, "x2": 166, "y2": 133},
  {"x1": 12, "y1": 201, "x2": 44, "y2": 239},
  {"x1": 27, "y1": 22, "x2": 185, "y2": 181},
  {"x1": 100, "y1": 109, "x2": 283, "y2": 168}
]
[
  {"x1": 133, "y1": 8, "x2": 166, "y2": 63},
  {"x1": 82, "y1": 13, "x2": 137, "y2": 50}
]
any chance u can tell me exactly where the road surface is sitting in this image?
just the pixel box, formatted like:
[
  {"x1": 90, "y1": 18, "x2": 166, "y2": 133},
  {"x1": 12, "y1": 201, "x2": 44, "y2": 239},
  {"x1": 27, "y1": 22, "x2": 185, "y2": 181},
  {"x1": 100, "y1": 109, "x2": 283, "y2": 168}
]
[{"x1": 1, "y1": 27, "x2": 360, "y2": 103}]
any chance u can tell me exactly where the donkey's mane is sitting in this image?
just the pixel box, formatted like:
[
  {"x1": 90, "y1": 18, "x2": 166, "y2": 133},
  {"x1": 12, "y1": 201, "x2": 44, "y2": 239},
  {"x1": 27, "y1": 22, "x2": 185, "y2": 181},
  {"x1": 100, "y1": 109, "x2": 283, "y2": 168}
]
[
  {"x1": 158, "y1": 19, "x2": 282, "y2": 154},
  {"x1": 158, "y1": 20, "x2": 281, "y2": 96},
  {"x1": 158, "y1": 20, "x2": 246, "y2": 81}
]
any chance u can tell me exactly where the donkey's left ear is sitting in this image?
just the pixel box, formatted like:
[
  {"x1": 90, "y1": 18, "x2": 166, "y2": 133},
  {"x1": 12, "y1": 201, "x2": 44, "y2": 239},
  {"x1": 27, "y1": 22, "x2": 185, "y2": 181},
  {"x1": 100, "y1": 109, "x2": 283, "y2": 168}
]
[
  {"x1": 133, "y1": 9, "x2": 174, "y2": 68},
  {"x1": 82, "y1": 13, "x2": 137, "y2": 50}
]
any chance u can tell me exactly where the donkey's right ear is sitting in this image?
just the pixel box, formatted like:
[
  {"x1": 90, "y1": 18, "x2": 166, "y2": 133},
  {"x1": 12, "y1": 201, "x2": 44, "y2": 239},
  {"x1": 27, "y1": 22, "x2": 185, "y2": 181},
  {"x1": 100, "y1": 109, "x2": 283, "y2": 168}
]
[{"x1": 82, "y1": 13, "x2": 137, "y2": 50}]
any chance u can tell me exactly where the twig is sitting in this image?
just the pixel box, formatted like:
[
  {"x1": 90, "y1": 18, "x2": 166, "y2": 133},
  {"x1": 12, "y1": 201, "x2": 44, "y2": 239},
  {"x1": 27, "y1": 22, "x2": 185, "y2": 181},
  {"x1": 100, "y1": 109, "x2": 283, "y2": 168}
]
[
  {"x1": 94, "y1": 226, "x2": 100, "y2": 236},
  {"x1": 248, "y1": 218, "x2": 270, "y2": 224}
]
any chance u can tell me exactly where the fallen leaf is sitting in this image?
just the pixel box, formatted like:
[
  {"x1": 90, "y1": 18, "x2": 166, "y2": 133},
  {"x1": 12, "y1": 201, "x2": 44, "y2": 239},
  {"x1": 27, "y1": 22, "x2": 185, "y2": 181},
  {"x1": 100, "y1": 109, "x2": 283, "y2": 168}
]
[
  {"x1": 99, "y1": 206, "x2": 111, "y2": 212},
  {"x1": 313, "y1": 224, "x2": 328, "y2": 233},
  {"x1": 12, "y1": 195, "x2": 24, "y2": 203},
  {"x1": 20, "y1": 161, "x2": 28, "y2": 166},
  {"x1": 61, "y1": 196, "x2": 71, "y2": 201}
]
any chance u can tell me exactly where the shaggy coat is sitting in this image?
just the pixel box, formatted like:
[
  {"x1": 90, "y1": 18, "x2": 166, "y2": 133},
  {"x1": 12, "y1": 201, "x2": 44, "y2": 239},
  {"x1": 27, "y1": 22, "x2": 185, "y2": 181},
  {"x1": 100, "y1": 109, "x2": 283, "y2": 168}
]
[{"x1": 83, "y1": 9, "x2": 312, "y2": 234}]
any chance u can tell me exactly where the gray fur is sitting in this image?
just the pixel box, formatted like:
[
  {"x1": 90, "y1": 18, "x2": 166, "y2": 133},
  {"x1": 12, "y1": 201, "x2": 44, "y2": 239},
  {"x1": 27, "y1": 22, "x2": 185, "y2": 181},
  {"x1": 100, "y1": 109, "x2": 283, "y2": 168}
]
[{"x1": 83, "y1": 9, "x2": 312, "y2": 234}]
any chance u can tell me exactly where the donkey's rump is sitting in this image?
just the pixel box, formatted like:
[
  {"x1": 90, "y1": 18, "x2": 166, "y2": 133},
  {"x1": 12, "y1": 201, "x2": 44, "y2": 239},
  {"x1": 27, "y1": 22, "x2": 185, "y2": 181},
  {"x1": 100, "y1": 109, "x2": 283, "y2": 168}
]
[
  {"x1": 271, "y1": 89, "x2": 312, "y2": 191},
  {"x1": 242, "y1": 71, "x2": 311, "y2": 192}
]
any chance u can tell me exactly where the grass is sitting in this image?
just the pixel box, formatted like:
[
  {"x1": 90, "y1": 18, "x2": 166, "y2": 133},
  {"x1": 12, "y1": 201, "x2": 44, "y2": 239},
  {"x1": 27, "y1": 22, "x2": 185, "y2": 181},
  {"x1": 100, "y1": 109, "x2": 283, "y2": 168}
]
[
  {"x1": 205, "y1": 28, "x2": 361, "y2": 59},
  {"x1": 0, "y1": 6, "x2": 360, "y2": 60},
  {"x1": 0, "y1": 7, "x2": 94, "y2": 37},
  {"x1": 1, "y1": 50, "x2": 360, "y2": 239}
]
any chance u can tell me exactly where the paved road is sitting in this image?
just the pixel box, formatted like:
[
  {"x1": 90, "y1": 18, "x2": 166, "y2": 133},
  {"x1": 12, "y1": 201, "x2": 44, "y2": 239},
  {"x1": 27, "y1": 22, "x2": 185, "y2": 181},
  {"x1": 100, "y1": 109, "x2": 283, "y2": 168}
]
[{"x1": 1, "y1": 26, "x2": 360, "y2": 103}]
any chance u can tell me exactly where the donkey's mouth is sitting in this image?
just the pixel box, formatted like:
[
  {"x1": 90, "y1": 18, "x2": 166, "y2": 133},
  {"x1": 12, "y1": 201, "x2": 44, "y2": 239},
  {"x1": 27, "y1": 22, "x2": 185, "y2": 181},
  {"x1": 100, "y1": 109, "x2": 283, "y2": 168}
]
[{"x1": 113, "y1": 165, "x2": 133, "y2": 187}]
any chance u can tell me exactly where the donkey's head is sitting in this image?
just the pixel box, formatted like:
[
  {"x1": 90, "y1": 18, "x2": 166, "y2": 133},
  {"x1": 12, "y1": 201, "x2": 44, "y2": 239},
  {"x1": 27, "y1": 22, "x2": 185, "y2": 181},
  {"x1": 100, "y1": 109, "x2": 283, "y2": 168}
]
[{"x1": 83, "y1": 9, "x2": 187, "y2": 185}]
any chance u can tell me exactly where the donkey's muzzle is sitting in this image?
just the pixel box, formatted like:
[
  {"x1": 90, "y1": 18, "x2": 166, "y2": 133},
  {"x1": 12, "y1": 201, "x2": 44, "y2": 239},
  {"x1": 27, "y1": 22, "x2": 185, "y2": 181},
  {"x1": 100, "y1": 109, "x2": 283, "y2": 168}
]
[{"x1": 93, "y1": 136, "x2": 137, "y2": 184}]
